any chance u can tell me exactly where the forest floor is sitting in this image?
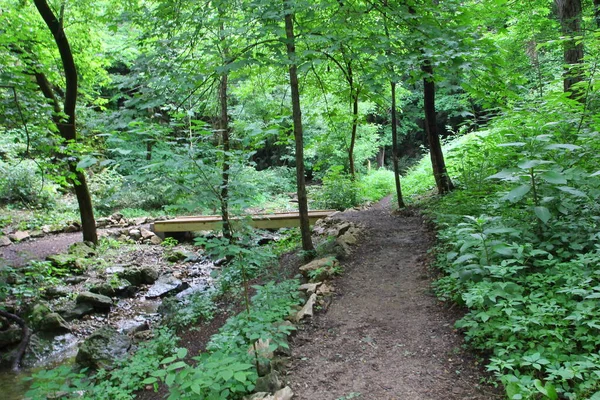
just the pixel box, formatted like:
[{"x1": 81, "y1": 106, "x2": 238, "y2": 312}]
[
  {"x1": 285, "y1": 197, "x2": 501, "y2": 400},
  {"x1": 1, "y1": 198, "x2": 501, "y2": 399}
]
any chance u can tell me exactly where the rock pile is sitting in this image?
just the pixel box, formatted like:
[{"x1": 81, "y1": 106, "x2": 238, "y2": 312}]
[
  {"x1": 312, "y1": 217, "x2": 362, "y2": 259},
  {"x1": 0, "y1": 212, "x2": 166, "y2": 247}
]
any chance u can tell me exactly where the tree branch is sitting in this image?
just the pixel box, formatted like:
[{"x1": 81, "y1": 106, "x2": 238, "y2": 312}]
[{"x1": 33, "y1": 0, "x2": 78, "y2": 138}]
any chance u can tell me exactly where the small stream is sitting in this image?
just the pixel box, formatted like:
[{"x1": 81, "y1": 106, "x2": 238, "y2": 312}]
[{"x1": 0, "y1": 256, "x2": 216, "y2": 399}]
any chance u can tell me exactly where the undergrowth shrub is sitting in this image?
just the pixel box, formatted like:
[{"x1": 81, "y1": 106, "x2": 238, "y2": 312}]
[
  {"x1": 88, "y1": 167, "x2": 124, "y2": 215},
  {"x1": 144, "y1": 280, "x2": 300, "y2": 399},
  {"x1": 315, "y1": 165, "x2": 360, "y2": 210},
  {"x1": 419, "y1": 96, "x2": 600, "y2": 399},
  {"x1": 0, "y1": 160, "x2": 56, "y2": 208},
  {"x1": 25, "y1": 328, "x2": 180, "y2": 400},
  {"x1": 358, "y1": 169, "x2": 395, "y2": 202}
]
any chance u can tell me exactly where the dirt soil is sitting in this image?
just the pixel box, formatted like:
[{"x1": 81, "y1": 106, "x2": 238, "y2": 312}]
[
  {"x1": 286, "y1": 198, "x2": 501, "y2": 400},
  {"x1": 1, "y1": 232, "x2": 82, "y2": 267}
]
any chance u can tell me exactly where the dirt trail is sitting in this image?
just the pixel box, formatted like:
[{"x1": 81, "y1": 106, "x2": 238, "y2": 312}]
[
  {"x1": 287, "y1": 199, "x2": 499, "y2": 400},
  {"x1": 0, "y1": 232, "x2": 82, "y2": 267}
]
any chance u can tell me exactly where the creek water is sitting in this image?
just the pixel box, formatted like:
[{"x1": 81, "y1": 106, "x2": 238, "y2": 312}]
[{"x1": 0, "y1": 278, "x2": 213, "y2": 398}]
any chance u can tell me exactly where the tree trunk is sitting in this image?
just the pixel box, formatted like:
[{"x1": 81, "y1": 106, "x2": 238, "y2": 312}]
[
  {"x1": 34, "y1": 0, "x2": 97, "y2": 243},
  {"x1": 284, "y1": 2, "x2": 314, "y2": 253},
  {"x1": 146, "y1": 141, "x2": 153, "y2": 161},
  {"x1": 217, "y1": 15, "x2": 233, "y2": 242},
  {"x1": 376, "y1": 147, "x2": 385, "y2": 169},
  {"x1": 555, "y1": 0, "x2": 584, "y2": 97},
  {"x1": 391, "y1": 81, "x2": 406, "y2": 209},
  {"x1": 422, "y1": 60, "x2": 453, "y2": 194},
  {"x1": 349, "y1": 88, "x2": 359, "y2": 179},
  {"x1": 219, "y1": 73, "x2": 233, "y2": 241}
]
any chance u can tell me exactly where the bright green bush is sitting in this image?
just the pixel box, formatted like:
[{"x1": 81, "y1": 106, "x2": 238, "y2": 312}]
[
  {"x1": 358, "y1": 169, "x2": 395, "y2": 202},
  {"x1": 88, "y1": 167, "x2": 124, "y2": 215},
  {"x1": 410, "y1": 97, "x2": 600, "y2": 399},
  {"x1": 0, "y1": 161, "x2": 56, "y2": 208},
  {"x1": 315, "y1": 165, "x2": 360, "y2": 210},
  {"x1": 25, "y1": 328, "x2": 180, "y2": 400}
]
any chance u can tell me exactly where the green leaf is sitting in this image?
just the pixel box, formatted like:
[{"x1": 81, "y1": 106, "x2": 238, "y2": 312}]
[
  {"x1": 589, "y1": 391, "x2": 600, "y2": 400},
  {"x1": 540, "y1": 171, "x2": 567, "y2": 185},
  {"x1": 502, "y1": 185, "x2": 531, "y2": 203},
  {"x1": 142, "y1": 377, "x2": 158, "y2": 384},
  {"x1": 177, "y1": 348, "x2": 188, "y2": 359},
  {"x1": 166, "y1": 361, "x2": 188, "y2": 371},
  {"x1": 233, "y1": 371, "x2": 247, "y2": 383},
  {"x1": 453, "y1": 254, "x2": 477, "y2": 264},
  {"x1": 557, "y1": 186, "x2": 586, "y2": 197},
  {"x1": 545, "y1": 143, "x2": 580, "y2": 151},
  {"x1": 498, "y1": 142, "x2": 526, "y2": 147},
  {"x1": 517, "y1": 159, "x2": 552, "y2": 169},
  {"x1": 191, "y1": 383, "x2": 201, "y2": 394},
  {"x1": 487, "y1": 170, "x2": 516, "y2": 180},
  {"x1": 77, "y1": 156, "x2": 97, "y2": 170},
  {"x1": 220, "y1": 369, "x2": 234, "y2": 381},
  {"x1": 534, "y1": 206, "x2": 551, "y2": 224}
]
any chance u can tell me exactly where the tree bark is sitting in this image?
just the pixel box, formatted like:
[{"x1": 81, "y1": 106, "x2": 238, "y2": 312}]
[
  {"x1": 376, "y1": 147, "x2": 385, "y2": 169},
  {"x1": 554, "y1": 0, "x2": 584, "y2": 98},
  {"x1": 217, "y1": 15, "x2": 233, "y2": 242},
  {"x1": 219, "y1": 72, "x2": 233, "y2": 241},
  {"x1": 284, "y1": 1, "x2": 314, "y2": 253},
  {"x1": 422, "y1": 60, "x2": 453, "y2": 194},
  {"x1": 349, "y1": 88, "x2": 359, "y2": 179},
  {"x1": 391, "y1": 81, "x2": 406, "y2": 208},
  {"x1": 33, "y1": 0, "x2": 97, "y2": 243}
]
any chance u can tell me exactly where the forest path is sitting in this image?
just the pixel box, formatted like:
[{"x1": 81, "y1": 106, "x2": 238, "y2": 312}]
[
  {"x1": 287, "y1": 198, "x2": 499, "y2": 400},
  {"x1": 1, "y1": 232, "x2": 83, "y2": 267}
]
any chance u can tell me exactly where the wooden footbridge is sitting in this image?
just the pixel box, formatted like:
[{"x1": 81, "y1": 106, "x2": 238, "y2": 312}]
[{"x1": 151, "y1": 210, "x2": 336, "y2": 233}]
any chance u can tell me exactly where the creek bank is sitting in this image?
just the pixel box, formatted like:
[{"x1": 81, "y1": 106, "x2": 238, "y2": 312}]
[{"x1": 0, "y1": 238, "x2": 214, "y2": 375}]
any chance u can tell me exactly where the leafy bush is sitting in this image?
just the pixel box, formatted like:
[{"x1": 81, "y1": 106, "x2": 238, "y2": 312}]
[
  {"x1": 87, "y1": 167, "x2": 124, "y2": 215},
  {"x1": 358, "y1": 169, "x2": 395, "y2": 202},
  {"x1": 150, "y1": 280, "x2": 300, "y2": 399},
  {"x1": 315, "y1": 165, "x2": 360, "y2": 210},
  {"x1": 25, "y1": 328, "x2": 180, "y2": 400},
  {"x1": 412, "y1": 96, "x2": 600, "y2": 399},
  {"x1": 161, "y1": 289, "x2": 218, "y2": 328},
  {"x1": 0, "y1": 160, "x2": 56, "y2": 208}
]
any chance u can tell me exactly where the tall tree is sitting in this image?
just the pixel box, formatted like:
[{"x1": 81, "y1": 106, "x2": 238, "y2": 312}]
[
  {"x1": 422, "y1": 59, "x2": 453, "y2": 194},
  {"x1": 380, "y1": 1, "x2": 406, "y2": 208},
  {"x1": 284, "y1": 0, "x2": 314, "y2": 253},
  {"x1": 554, "y1": 0, "x2": 584, "y2": 97},
  {"x1": 33, "y1": 0, "x2": 97, "y2": 243},
  {"x1": 406, "y1": 1, "x2": 454, "y2": 194}
]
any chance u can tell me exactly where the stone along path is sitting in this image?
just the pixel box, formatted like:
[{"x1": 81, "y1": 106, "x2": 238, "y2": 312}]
[{"x1": 287, "y1": 199, "x2": 499, "y2": 400}]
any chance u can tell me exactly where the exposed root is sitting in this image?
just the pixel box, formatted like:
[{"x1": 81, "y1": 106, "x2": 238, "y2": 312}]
[{"x1": 0, "y1": 309, "x2": 31, "y2": 371}]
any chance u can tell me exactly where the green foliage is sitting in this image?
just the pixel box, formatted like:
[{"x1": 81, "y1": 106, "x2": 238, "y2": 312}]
[
  {"x1": 196, "y1": 231, "x2": 277, "y2": 294},
  {"x1": 88, "y1": 167, "x2": 124, "y2": 215},
  {"x1": 270, "y1": 228, "x2": 302, "y2": 256},
  {"x1": 150, "y1": 280, "x2": 301, "y2": 399},
  {"x1": 1, "y1": 261, "x2": 68, "y2": 307},
  {"x1": 315, "y1": 166, "x2": 360, "y2": 210},
  {"x1": 0, "y1": 161, "x2": 56, "y2": 208},
  {"x1": 161, "y1": 289, "x2": 218, "y2": 328},
  {"x1": 25, "y1": 328, "x2": 180, "y2": 400},
  {"x1": 412, "y1": 93, "x2": 600, "y2": 398},
  {"x1": 357, "y1": 169, "x2": 395, "y2": 202}
]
